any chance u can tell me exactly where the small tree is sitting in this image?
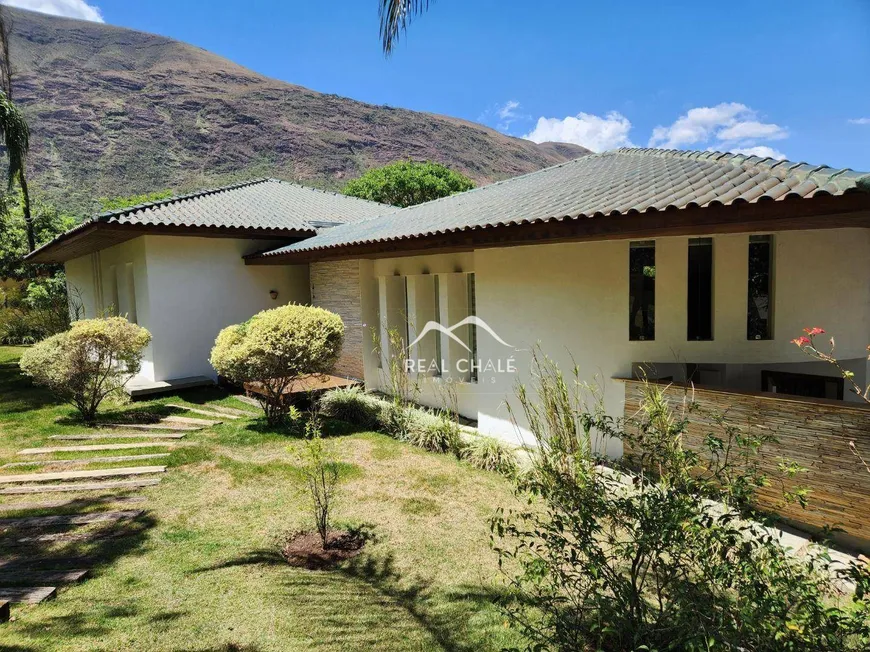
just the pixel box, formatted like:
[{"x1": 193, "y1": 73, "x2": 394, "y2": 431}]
[
  {"x1": 342, "y1": 160, "x2": 474, "y2": 207},
  {"x1": 300, "y1": 417, "x2": 340, "y2": 550},
  {"x1": 19, "y1": 316, "x2": 151, "y2": 423},
  {"x1": 210, "y1": 304, "x2": 344, "y2": 425}
]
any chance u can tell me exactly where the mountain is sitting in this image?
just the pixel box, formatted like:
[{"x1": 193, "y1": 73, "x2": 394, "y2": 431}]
[{"x1": 4, "y1": 7, "x2": 590, "y2": 214}]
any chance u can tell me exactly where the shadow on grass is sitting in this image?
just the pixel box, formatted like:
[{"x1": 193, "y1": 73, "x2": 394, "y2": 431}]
[
  {"x1": 192, "y1": 545, "x2": 510, "y2": 652},
  {"x1": 0, "y1": 358, "x2": 62, "y2": 415},
  {"x1": 1, "y1": 498, "x2": 158, "y2": 642}
]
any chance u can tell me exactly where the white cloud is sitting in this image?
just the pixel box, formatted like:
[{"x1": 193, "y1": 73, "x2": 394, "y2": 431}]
[
  {"x1": 1, "y1": 0, "x2": 104, "y2": 22},
  {"x1": 479, "y1": 99, "x2": 528, "y2": 132},
  {"x1": 497, "y1": 100, "x2": 520, "y2": 121},
  {"x1": 649, "y1": 102, "x2": 788, "y2": 159},
  {"x1": 848, "y1": 117, "x2": 870, "y2": 125},
  {"x1": 716, "y1": 120, "x2": 788, "y2": 141},
  {"x1": 523, "y1": 111, "x2": 633, "y2": 152},
  {"x1": 729, "y1": 146, "x2": 787, "y2": 160}
]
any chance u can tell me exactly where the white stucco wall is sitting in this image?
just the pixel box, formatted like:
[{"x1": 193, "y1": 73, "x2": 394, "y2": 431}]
[
  {"x1": 65, "y1": 235, "x2": 310, "y2": 384},
  {"x1": 358, "y1": 228, "x2": 870, "y2": 453}
]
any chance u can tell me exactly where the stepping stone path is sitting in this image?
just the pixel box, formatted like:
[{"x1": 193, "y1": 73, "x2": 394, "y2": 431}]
[
  {"x1": 20, "y1": 442, "x2": 178, "y2": 455},
  {"x1": 0, "y1": 401, "x2": 250, "y2": 620}
]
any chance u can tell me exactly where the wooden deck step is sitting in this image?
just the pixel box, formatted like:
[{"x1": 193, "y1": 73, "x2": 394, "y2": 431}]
[
  {"x1": 0, "y1": 509, "x2": 144, "y2": 529},
  {"x1": 19, "y1": 442, "x2": 177, "y2": 455},
  {"x1": 50, "y1": 432, "x2": 187, "y2": 441},
  {"x1": 0, "y1": 599, "x2": 8, "y2": 623},
  {"x1": 0, "y1": 495, "x2": 146, "y2": 512},
  {"x1": 102, "y1": 423, "x2": 201, "y2": 432},
  {"x1": 166, "y1": 404, "x2": 241, "y2": 420},
  {"x1": 0, "y1": 569, "x2": 88, "y2": 585},
  {"x1": 0, "y1": 467, "x2": 165, "y2": 484},
  {"x1": 2, "y1": 454, "x2": 170, "y2": 469},
  {"x1": 0, "y1": 586, "x2": 56, "y2": 604},
  {"x1": 0, "y1": 478, "x2": 161, "y2": 494},
  {"x1": 162, "y1": 415, "x2": 220, "y2": 426}
]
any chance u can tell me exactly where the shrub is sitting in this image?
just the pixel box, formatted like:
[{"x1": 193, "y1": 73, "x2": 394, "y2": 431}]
[
  {"x1": 460, "y1": 435, "x2": 519, "y2": 476},
  {"x1": 300, "y1": 418, "x2": 340, "y2": 550},
  {"x1": 493, "y1": 348, "x2": 870, "y2": 651},
  {"x1": 405, "y1": 412, "x2": 460, "y2": 454},
  {"x1": 19, "y1": 317, "x2": 151, "y2": 423},
  {"x1": 210, "y1": 304, "x2": 344, "y2": 425},
  {"x1": 319, "y1": 386, "x2": 382, "y2": 429}
]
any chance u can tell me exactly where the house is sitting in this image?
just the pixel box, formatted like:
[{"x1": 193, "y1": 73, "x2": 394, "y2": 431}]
[
  {"x1": 25, "y1": 178, "x2": 389, "y2": 391},
  {"x1": 28, "y1": 146, "x2": 870, "y2": 545},
  {"x1": 28, "y1": 148, "x2": 870, "y2": 442}
]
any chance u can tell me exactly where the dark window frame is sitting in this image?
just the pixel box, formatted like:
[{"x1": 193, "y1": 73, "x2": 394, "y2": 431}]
[
  {"x1": 687, "y1": 237, "x2": 714, "y2": 341},
  {"x1": 629, "y1": 240, "x2": 656, "y2": 341},
  {"x1": 747, "y1": 235, "x2": 774, "y2": 341}
]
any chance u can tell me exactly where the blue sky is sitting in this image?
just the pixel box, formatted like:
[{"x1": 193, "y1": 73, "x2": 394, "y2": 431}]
[{"x1": 6, "y1": 0, "x2": 870, "y2": 169}]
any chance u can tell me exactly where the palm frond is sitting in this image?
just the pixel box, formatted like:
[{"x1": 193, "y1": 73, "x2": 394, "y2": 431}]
[
  {"x1": 0, "y1": 91, "x2": 29, "y2": 190},
  {"x1": 379, "y1": 0, "x2": 432, "y2": 55}
]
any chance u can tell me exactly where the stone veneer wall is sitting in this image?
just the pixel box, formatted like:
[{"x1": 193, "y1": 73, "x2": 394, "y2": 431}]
[
  {"x1": 623, "y1": 379, "x2": 870, "y2": 546},
  {"x1": 310, "y1": 260, "x2": 364, "y2": 379}
]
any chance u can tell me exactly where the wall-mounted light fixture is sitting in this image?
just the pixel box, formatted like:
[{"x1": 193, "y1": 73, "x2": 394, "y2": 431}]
[{"x1": 269, "y1": 289, "x2": 279, "y2": 300}]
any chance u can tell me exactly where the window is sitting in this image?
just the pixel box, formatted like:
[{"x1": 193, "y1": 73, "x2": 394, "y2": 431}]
[
  {"x1": 747, "y1": 235, "x2": 773, "y2": 340},
  {"x1": 687, "y1": 238, "x2": 713, "y2": 340},
  {"x1": 467, "y1": 273, "x2": 478, "y2": 383},
  {"x1": 433, "y1": 275, "x2": 442, "y2": 375},
  {"x1": 403, "y1": 277, "x2": 410, "y2": 348},
  {"x1": 629, "y1": 241, "x2": 655, "y2": 341},
  {"x1": 125, "y1": 262, "x2": 137, "y2": 324}
]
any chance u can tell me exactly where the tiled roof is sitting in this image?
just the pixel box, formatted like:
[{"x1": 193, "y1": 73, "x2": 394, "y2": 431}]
[
  {"x1": 90, "y1": 178, "x2": 387, "y2": 231},
  {"x1": 257, "y1": 148, "x2": 870, "y2": 257},
  {"x1": 26, "y1": 177, "x2": 390, "y2": 262}
]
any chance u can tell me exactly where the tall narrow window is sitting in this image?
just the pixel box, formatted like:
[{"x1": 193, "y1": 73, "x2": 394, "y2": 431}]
[
  {"x1": 467, "y1": 273, "x2": 478, "y2": 383},
  {"x1": 747, "y1": 235, "x2": 773, "y2": 340},
  {"x1": 629, "y1": 241, "x2": 655, "y2": 341},
  {"x1": 125, "y1": 262, "x2": 137, "y2": 324},
  {"x1": 107, "y1": 265, "x2": 119, "y2": 316},
  {"x1": 433, "y1": 275, "x2": 442, "y2": 375},
  {"x1": 687, "y1": 237, "x2": 713, "y2": 341},
  {"x1": 403, "y1": 277, "x2": 410, "y2": 348}
]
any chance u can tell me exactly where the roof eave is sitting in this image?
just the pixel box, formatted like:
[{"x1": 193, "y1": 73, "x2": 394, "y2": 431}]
[
  {"x1": 26, "y1": 222, "x2": 316, "y2": 264},
  {"x1": 245, "y1": 192, "x2": 870, "y2": 266}
]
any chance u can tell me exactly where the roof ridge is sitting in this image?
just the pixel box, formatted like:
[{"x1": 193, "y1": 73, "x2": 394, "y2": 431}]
[
  {"x1": 94, "y1": 178, "x2": 271, "y2": 223},
  {"x1": 614, "y1": 147, "x2": 867, "y2": 186},
  {"x1": 265, "y1": 177, "x2": 392, "y2": 207}
]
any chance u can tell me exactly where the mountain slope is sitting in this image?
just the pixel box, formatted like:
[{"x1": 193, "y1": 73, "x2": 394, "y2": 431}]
[{"x1": 5, "y1": 7, "x2": 589, "y2": 213}]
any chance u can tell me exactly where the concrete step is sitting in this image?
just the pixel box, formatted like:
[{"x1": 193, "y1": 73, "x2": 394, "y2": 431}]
[
  {"x1": 166, "y1": 403, "x2": 241, "y2": 420},
  {"x1": 0, "y1": 478, "x2": 161, "y2": 495},
  {"x1": 0, "y1": 509, "x2": 144, "y2": 529},
  {"x1": 19, "y1": 442, "x2": 177, "y2": 455},
  {"x1": 49, "y1": 432, "x2": 187, "y2": 440},
  {"x1": 0, "y1": 467, "x2": 165, "y2": 484},
  {"x1": 2, "y1": 454, "x2": 170, "y2": 469},
  {"x1": 0, "y1": 570, "x2": 88, "y2": 585},
  {"x1": 0, "y1": 586, "x2": 56, "y2": 604},
  {"x1": 0, "y1": 495, "x2": 146, "y2": 512}
]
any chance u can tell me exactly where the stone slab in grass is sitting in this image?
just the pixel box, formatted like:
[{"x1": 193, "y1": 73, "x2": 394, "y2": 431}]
[
  {"x1": 0, "y1": 467, "x2": 165, "y2": 484},
  {"x1": 19, "y1": 442, "x2": 178, "y2": 455},
  {"x1": 166, "y1": 404, "x2": 241, "y2": 420},
  {"x1": 162, "y1": 415, "x2": 221, "y2": 427},
  {"x1": 0, "y1": 495, "x2": 146, "y2": 512},
  {"x1": 2, "y1": 454, "x2": 170, "y2": 469},
  {"x1": 0, "y1": 509, "x2": 144, "y2": 529},
  {"x1": 0, "y1": 569, "x2": 88, "y2": 585},
  {"x1": 0, "y1": 586, "x2": 56, "y2": 604},
  {"x1": 49, "y1": 433, "x2": 187, "y2": 441},
  {"x1": 0, "y1": 478, "x2": 161, "y2": 494},
  {"x1": 101, "y1": 423, "x2": 201, "y2": 432}
]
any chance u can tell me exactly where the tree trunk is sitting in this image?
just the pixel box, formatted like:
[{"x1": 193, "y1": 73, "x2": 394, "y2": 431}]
[{"x1": 20, "y1": 170, "x2": 35, "y2": 253}]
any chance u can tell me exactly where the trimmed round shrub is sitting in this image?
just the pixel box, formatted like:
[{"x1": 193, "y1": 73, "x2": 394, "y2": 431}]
[
  {"x1": 19, "y1": 316, "x2": 151, "y2": 423},
  {"x1": 210, "y1": 303, "x2": 344, "y2": 425}
]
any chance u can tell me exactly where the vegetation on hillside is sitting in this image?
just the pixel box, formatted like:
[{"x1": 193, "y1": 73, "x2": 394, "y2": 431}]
[{"x1": 342, "y1": 160, "x2": 475, "y2": 207}]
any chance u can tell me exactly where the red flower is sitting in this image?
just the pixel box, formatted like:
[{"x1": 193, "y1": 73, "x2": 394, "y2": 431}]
[
  {"x1": 792, "y1": 336, "x2": 811, "y2": 347},
  {"x1": 804, "y1": 327, "x2": 826, "y2": 336}
]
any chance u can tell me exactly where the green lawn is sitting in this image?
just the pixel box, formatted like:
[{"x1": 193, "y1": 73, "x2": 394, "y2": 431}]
[{"x1": 0, "y1": 346, "x2": 523, "y2": 651}]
